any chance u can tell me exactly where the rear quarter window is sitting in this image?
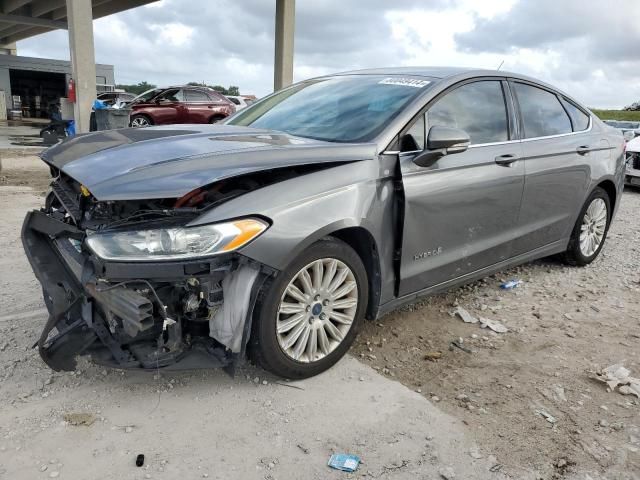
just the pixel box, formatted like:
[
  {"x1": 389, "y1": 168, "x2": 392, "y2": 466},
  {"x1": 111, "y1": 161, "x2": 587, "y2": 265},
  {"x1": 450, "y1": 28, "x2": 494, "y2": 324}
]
[
  {"x1": 513, "y1": 82, "x2": 572, "y2": 138},
  {"x1": 560, "y1": 97, "x2": 590, "y2": 132}
]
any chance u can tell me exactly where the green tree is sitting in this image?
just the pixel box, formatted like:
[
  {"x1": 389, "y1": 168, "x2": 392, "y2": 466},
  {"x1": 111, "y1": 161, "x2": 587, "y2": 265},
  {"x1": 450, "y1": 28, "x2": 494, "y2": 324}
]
[{"x1": 115, "y1": 81, "x2": 157, "y2": 95}]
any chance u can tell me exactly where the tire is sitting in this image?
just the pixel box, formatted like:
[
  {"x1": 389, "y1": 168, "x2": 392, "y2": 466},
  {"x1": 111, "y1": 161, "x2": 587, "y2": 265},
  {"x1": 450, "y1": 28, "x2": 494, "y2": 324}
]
[
  {"x1": 562, "y1": 187, "x2": 611, "y2": 266},
  {"x1": 209, "y1": 115, "x2": 225, "y2": 124},
  {"x1": 130, "y1": 114, "x2": 152, "y2": 128},
  {"x1": 251, "y1": 237, "x2": 369, "y2": 379}
]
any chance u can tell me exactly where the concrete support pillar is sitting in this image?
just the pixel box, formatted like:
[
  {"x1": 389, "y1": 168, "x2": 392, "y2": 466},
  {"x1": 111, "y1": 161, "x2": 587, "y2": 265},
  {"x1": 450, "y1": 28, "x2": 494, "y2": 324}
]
[
  {"x1": 0, "y1": 42, "x2": 17, "y2": 55},
  {"x1": 274, "y1": 0, "x2": 295, "y2": 91},
  {"x1": 66, "y1": 0, "x2": 96, "y2": 133}
]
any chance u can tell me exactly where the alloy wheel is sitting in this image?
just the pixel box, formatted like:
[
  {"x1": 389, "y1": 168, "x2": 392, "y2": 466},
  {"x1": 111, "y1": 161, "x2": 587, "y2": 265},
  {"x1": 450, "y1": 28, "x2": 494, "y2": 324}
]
[
  {"x1": 276, "y1": 258, "x2": 358, "y2": 363},
  {"x1": 579, "y1": 197, "x2": 607, "y2": 257},
  {"x1": 131, "y1": 117, "x2": 149, "y2": 127}
]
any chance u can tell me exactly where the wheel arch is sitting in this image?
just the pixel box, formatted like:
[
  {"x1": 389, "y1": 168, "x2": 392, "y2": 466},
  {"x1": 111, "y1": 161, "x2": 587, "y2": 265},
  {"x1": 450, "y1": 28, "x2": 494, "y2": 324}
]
[
  {"x1": 596, "y1": 179, "x2": 617, "y2": 213},
  {"x1": 328, "y1": 226, "x2": 382, "y2": 320},
  {"x1": 209, "y1": 113, "x2": 226, "y2": 123}
]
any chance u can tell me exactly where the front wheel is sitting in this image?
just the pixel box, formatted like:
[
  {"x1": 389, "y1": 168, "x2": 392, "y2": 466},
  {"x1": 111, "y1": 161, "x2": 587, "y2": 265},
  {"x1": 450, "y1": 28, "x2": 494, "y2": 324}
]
[
  {"x1": 130, "y1": 115, "x2": 152, "y2": 127},
  {"x1": 562, "y1": 187, "x2": 611, "y2": 266},
  {"x1": 251, "y1": 238, "x2": 368, "y2": 379}
]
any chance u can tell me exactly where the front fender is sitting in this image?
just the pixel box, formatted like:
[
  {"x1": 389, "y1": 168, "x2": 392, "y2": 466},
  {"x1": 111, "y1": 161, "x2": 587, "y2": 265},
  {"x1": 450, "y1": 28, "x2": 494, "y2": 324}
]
[{"x1": 190, "y1": 161, "x2": 385, "y2": 270}]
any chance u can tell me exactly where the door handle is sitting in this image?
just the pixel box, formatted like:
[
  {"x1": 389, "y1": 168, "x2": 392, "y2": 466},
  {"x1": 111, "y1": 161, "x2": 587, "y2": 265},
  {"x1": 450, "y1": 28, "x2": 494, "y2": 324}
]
[
  {"x1": 494, "y1": 154, "x2": 519, "y2": 166},
  {"x1": 576, "y1": 145, "x2": 591, "y2": 155}
]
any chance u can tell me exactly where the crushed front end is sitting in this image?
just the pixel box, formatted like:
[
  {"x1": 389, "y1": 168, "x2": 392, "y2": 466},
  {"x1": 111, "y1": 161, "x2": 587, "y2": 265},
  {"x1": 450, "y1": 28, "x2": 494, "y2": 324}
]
[{"x1": 22, "y1": 173, "x2": 275, "y2": 373}]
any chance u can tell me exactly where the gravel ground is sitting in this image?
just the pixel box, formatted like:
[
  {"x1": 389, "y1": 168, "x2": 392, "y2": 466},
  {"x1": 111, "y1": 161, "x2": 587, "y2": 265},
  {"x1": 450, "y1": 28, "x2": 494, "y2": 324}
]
[
  {"x1": 1, "y1": 153, "x2": 639, "y2": 479},
  {"x1": 355, "y1": 187, "x2": 640, "y2": 479}
]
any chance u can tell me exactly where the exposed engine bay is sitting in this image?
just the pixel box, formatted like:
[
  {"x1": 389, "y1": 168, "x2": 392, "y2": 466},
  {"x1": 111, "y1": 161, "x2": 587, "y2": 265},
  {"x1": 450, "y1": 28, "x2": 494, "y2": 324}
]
[{"x1": 21, "y1": 168, "x2": 317, "y2": 372}]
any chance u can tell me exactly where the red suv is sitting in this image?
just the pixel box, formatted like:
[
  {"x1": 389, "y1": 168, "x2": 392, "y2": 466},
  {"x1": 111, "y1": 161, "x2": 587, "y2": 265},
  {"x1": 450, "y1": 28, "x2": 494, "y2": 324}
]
[{"x1": 129, "y1": 86, "x2": 236, "y2": 127}]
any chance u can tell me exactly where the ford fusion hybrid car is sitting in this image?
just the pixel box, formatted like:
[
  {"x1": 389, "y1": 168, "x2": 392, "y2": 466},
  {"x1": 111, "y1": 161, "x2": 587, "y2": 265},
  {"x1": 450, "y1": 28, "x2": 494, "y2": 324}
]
[{"x1": 22, "y1": 67, "x2": 625, "y2": 379}]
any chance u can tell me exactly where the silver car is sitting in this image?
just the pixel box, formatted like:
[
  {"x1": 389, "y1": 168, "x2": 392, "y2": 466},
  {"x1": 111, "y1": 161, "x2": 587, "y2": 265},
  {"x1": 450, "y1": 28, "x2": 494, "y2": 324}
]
[{"x1": 22, "y1": 67, "x2": 625, "y2": 379}]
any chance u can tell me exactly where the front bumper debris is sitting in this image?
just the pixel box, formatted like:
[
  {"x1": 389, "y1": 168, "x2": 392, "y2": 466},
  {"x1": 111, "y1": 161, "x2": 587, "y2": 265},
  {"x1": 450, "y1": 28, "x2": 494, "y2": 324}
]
[
  {"x1": 21, "y1": 209, "x2": 274, "y2": 373},
  {"x1": 626, "y1": 152, "x2": 640, "y2": 186}
]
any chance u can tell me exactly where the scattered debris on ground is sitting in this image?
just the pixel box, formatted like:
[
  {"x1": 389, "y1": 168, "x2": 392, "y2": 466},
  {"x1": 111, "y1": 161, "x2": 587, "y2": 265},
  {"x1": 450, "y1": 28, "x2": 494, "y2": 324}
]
[
  {"x1": 593, "y1": 364, "x2": 640, "y2": 398},
  {"x1": 327, "y1": 453, "x2": 360, "y2": 472},
  {"x1": 62, "y1": 412, "x2": 96, "y2": 426},
  {"x1": 355, "y1": 187, "x2": 640, "y2": 480}
]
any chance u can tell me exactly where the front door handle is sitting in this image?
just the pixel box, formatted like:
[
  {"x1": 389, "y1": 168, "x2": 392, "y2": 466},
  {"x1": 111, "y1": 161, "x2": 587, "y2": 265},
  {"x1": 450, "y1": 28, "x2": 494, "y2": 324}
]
[
  {"x1": 495, "y1": 154, "x2": 519, "y2": 166},
  {"x1": 576, "y1": 145, "x2": 591, "y2": 155}
]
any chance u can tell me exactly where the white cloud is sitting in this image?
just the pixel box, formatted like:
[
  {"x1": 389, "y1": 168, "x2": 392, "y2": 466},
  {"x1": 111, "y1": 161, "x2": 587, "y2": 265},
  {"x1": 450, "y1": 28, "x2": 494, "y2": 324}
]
[{"x1": 15, "y1": 0, "x2": 640, "y2": 107}]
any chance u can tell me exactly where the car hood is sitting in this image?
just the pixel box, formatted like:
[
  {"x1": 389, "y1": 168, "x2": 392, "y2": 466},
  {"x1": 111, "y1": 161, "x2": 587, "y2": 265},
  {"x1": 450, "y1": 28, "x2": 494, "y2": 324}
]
[{"x1": 41, "y1": 125, "x2": 377, "y2": 201}]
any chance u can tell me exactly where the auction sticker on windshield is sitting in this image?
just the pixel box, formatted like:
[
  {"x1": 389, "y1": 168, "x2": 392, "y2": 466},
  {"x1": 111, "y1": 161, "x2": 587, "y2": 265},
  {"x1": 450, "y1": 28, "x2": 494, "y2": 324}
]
[{"x1": 378, "y1": 78, "x2": 431, "y2": 88}]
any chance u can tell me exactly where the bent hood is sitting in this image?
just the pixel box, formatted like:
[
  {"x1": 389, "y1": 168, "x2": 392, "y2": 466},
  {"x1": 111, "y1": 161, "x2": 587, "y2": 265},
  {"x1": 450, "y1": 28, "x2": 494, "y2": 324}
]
[{"x1": 41, "y1": 125, "x2": 377, "y2": 200}]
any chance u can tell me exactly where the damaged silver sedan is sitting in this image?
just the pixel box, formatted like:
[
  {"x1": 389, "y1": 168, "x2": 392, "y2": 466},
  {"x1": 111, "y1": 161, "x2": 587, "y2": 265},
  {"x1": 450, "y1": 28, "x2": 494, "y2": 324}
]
[{"x1": 23, "y1": 68, "x2": 626, "y2": 378}]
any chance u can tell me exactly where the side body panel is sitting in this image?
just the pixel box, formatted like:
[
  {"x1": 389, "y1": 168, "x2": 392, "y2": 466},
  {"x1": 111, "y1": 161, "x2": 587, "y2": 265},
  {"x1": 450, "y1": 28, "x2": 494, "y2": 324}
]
[
  {"x1": 511, "y1": 132, "x2": 596, "y2": 255},
  {"x1": 191, "y1": 159, "x2": 399, "y2": 307},
  {"x1": 398, "y1": 143, "x2": 524, "y2": 295},
  {"x1": 133, "y1": 102, "x2": 185, "y2": 125}
]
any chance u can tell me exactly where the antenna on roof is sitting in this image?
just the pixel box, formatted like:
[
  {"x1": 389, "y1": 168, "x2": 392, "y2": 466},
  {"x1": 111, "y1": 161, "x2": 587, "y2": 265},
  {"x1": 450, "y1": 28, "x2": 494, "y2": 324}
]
[{"x1": 497, "y1": 60, "x2": 504, "y2": 71}]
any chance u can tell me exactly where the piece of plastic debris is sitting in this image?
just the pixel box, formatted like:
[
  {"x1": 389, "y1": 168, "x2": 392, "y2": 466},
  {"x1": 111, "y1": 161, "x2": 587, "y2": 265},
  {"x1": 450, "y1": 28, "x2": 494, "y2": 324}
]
[
  {"x1": 136, "y1": 454, "x2": 145, "y2": 467},
  {"x1": 536, "y1": 409, "x2": 556, "y2": 424},
  {"x1": 424, "y1": 351, "x2": 442, "y2": 361},
  {"x1": 63, "y1": 412, "x2": 96, "y2": 426},
  {"x1": 449, "y1": 340, "x2": 472, "y2": 354},
  {"x1": 328, "y1": 454, "x2": 360, "y2": 472},
  {"x1": 453, "y1": 306, "x2": 478, "y2": 324},
  {"x1": 500, "y1": 279, "x2": 522, "y2": 290},
  {"x1": 593, "y1": 364, "x2": 640, "y2": 398},
  {"x1": 479, "y1": 317, "x2": 508, "y2": 333}
]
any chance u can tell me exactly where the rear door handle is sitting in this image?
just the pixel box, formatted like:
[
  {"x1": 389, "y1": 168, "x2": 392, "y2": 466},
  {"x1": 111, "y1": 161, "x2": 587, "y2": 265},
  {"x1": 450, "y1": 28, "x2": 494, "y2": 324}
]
[
  {"x1": 576, "y1": 145, "x2": 591, "y2": 155},
  {"x1": 495, "y1": 154, "x2": 519, "y2": 166}
]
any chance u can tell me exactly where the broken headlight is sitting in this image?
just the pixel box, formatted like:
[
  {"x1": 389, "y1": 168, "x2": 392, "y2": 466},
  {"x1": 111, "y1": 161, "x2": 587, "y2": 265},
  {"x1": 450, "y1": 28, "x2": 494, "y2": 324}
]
[{"x1": 86, "y1": 218, "x2": 267, "y2": 261}]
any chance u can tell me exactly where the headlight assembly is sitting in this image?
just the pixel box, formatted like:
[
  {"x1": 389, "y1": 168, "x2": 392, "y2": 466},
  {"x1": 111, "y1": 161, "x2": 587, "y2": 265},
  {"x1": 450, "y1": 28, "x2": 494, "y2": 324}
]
[{"x1": 86, "y1": 218, "x2": 268, "y2": 261}]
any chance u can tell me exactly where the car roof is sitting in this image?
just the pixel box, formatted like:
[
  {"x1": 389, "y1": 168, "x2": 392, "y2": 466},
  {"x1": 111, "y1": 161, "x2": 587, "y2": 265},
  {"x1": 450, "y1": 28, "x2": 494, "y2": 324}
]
[{"x1": 329, "y1": 66, "x2": 549, "y2": 84}]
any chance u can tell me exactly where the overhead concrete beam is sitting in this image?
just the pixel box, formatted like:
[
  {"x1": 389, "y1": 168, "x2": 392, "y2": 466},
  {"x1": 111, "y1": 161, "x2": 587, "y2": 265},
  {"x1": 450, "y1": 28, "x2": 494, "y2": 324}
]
[
  {"x1": 31, "y1": 0, "x2": 65, "y2": 18},
  {"x1": 0, "y1": 25, "x2": 52, "y2": 43},
  {"x1": 274, "y1": 0, "x2": 295, "y2": 91},
  {"x1": 0, "y1": 13, "x2": 66, "y2": 28},
  {"x1": 1, "y1": 0, "x2": 31, "y2": 14},
  {"x1": 66, "y1": 0, "x2": 96, "y2": 133}
]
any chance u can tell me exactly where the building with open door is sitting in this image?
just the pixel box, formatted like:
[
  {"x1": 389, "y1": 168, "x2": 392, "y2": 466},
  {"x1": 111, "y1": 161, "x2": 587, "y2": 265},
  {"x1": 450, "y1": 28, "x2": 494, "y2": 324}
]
[{"x1": 0, "y1": 53, "x2": 114, "y2": 119}]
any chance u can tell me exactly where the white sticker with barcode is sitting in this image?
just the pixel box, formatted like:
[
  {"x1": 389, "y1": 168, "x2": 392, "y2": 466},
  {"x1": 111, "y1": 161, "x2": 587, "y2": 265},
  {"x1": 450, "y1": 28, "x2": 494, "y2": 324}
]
[{"x1": 379, "y1": 77, "x2": 431, "y2": 88}]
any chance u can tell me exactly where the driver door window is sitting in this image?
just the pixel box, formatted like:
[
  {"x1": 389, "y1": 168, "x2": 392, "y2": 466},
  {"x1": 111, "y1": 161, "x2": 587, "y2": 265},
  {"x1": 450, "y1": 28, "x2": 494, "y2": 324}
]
[
  {"x1": 427, "y1": 81, "x2": 509, "y2": 145},
  {"x1": 157, "y1": 89, "x2": 184, "y2": 103}
]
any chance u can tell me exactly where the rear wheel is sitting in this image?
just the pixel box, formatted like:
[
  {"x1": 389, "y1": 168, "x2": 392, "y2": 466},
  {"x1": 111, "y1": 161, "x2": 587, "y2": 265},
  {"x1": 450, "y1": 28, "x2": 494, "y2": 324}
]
[
  {"x1": 251, "y1": 238, "x2": 368, "y2": 379},
  {"x1": 209, "y1": 115, "x2": 225, "y2": 124},
  {"x1": 562, "y1": 187, "x2": 611, "y2": 266},
  {"x1": 130, "y1": 114, "x2": 152, "y2": 127}
]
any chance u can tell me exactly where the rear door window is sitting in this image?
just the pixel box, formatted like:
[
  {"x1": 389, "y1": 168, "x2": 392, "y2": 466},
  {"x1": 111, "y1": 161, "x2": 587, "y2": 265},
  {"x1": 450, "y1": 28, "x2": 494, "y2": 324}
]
[
  {"x1": 559, "y1": 97, "x2": 590, "y2": 132},
  {"x1": 185, "y1": 90, "x2": 211, "y2": 102},
  {"x1": 426, "y1": 81, "x2": 509, "y2": 145},
  {"x1": 513, "y1": 83, "x2": 572, "y2": 138}
]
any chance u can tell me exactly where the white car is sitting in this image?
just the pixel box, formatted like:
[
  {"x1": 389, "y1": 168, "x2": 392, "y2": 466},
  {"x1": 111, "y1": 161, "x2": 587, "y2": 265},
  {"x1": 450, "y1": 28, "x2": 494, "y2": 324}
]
[
  {"x1": 625, "y1": 135, "x2": 640, "y2": 186},
  {"x1": 226, "y1": 95, "x2": 254, "y2": 110}
]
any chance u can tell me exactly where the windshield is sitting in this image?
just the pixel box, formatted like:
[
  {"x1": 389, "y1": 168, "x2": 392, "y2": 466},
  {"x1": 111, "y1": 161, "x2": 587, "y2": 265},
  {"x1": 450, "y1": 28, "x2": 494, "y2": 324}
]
[
  {"x1": 130, "y1": 88, "x2": 163, "y2": 104},
  {"x1": 226, "y1": 75, "x2": 432, "y2": 142}
]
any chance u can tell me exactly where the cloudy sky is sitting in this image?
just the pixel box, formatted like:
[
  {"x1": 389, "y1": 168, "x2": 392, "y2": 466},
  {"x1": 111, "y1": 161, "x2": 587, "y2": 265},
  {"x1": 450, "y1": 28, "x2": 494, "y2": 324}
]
[{"x1": 18, "y1": 0, "x2": 640, "y2": 108}]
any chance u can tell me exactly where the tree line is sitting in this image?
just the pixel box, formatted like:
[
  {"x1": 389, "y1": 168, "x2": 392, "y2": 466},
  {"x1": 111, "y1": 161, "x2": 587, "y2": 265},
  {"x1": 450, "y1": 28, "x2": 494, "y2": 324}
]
[{"x1": 115, "y1": 81, "x2": 241, "y2": 96}]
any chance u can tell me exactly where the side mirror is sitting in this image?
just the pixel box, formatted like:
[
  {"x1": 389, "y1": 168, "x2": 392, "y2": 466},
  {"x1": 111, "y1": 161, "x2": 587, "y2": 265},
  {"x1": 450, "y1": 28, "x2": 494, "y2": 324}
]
[{"x1": 413, "y1": 126, "x2": 470, "y2": 167}]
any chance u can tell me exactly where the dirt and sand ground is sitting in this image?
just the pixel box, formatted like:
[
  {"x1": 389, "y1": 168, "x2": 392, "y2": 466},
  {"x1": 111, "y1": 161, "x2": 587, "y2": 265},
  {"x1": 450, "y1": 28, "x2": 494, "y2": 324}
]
[{"x1": 1, "y1": 152, "x2": 639, "y2": 479}]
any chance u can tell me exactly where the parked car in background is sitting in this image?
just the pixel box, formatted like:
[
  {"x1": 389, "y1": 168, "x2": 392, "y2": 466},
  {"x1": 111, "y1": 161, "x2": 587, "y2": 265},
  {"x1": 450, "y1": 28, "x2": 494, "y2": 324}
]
[
  {"x1": 97, "y1": 91, "x2": 135, "y2": 107},
  {"x1": 23, "y1": 68, "x2": 624, "y2": 379},
  {"x1": 624, "y1": 135, "x2": 640, "y2": 187},
  {"x1": 128, "y1": 86, "x2": 235, "y2": 127},
  {"x1": 603, "y1": 119, "x2": 640, "y2": 141},
  {"x1": 226, "y1": 95, "x2": 255, "y2": 110}
]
